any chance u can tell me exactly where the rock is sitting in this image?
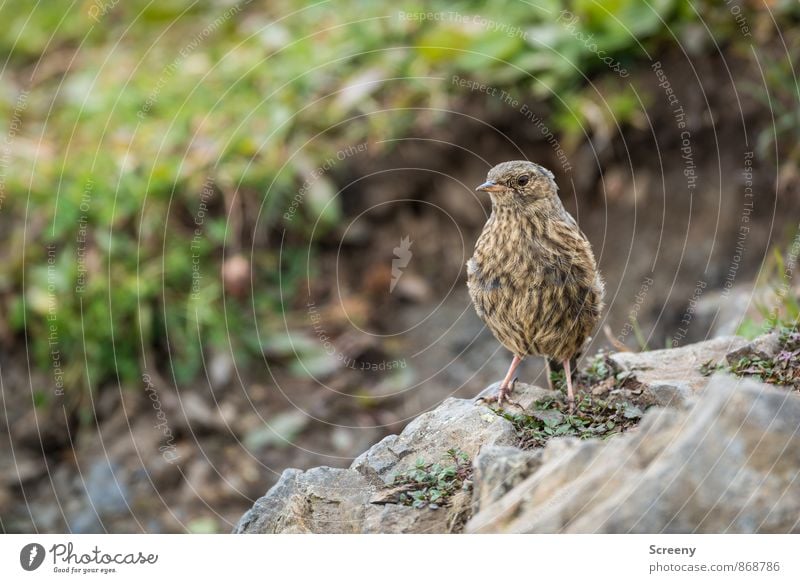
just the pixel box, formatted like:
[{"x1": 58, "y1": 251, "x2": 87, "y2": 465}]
[
  {"x1": 234, "y1": 457, "x2": 473, "y2": 534},
  {"x1": 84, "y1": 462, "x2": 130, "y2": 514},
  {"x1": 180, "y1": 392, "x2": 230, "y2": 433},
  {"x1": 646, "y1": 380, "x2": 692, "y2": 406},
  {"x1": 468, "y1": 375, "x2": 800, "y2": 533},
  {"x1": 476, "y1": 381, "x2": 559, "y2": 412},
  {"x1": 234, "y1": 467, "x2": 374, "y2": 534},
  {"x1": 361, "y1": 503, "x2": 440, "y2": 534},
  {"x1": 234, "y1": 387, "x2": 535, "y2": 533},
  {"x1": 609, "y1": 336, "x2": 747, "y2": 393},
  {"x1": 67, "y1": 461, "x2": 131, "y2": 533},
  {"x1": 472, "y1": 446, "x2": 542, "y2": 509},
  {"x1": 363, "y1": 491, "x2": 472, "y2": 533},
  {"x1": 692, "y1": 287, "x2": 753, "y2": 338},
  {"x1": 726, "y1": 331, "x2": 781, "y2": 364},
  {"x1": 350, "y1": 395, "x2": 521, "y2": 484},
  {"x1": 468, "y1": 436, "x2": 606, "y2": 534},
  {"x1": 235, "y1": 336, "x2": 800, "y2": 534}
]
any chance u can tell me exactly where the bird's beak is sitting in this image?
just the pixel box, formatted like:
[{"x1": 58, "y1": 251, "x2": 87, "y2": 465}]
[{"x1": 476, "y1": 180, "x2": 504, "y2": 192}]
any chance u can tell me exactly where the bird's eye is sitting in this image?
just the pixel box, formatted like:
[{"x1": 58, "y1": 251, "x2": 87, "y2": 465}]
[{"x1": 517, "y1": 175, "x2": 530, "y2": 187}]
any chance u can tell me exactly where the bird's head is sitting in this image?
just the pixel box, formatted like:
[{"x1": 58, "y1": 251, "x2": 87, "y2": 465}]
[{"x1": 476, "y1": 160, "x2": 558, "y2": 208}]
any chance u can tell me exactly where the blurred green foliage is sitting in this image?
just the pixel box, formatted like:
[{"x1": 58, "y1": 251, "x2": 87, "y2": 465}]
[
  {"x1": 0, "y1": 0, "x2": 797, "y2": 399},
  {"x1": 737, "y1": 244, "x2": 800, "y2": 340}
]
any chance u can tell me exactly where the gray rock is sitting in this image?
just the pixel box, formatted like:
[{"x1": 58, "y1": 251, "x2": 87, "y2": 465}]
[
  {"x1": 235, "y1": 390, "x2": 528, "y2": 533},
  {"x1": 85, "y1": 461, "x2": 130, "y2": 514},
  {"x1": 468, "y1": 375, "x2": 800, "y2": 533},
  {"x1": 233, "y1": 467, "x2": 374, "y2": 533},
  {"x1": 351, "y1": 395, "x2": 520, "y2": 484},
  {"x1": 363, "y1": 491, "x2": 472, "y2": 533},
  {"x1": 692, "y1": 287, "x2": 753, "y2": 339},
  {"x1": 472, "y1": 446, "x2": 542, "y2": 509},
  {"x1": 362, "y1": 504, "x2": 439, "y2": 534},
  {"x1": 647, "y1": 380, "x2": 692, "y2": 406},
  {"x1": 235, "y1": 337, "x2": 799, "y2": 534}
]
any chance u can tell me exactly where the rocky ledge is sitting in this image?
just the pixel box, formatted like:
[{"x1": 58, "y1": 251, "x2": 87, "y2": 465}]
[{"x1": 234, "y1": 333, "x2": 800, "y2": 533}]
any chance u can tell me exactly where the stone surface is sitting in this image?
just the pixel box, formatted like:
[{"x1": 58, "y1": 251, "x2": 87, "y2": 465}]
[
  {"x1": 468, "y1": 375, "x2": 800, "y2": 533},
  {"x1": 236, "y1": 385, "x2": 546, "y2": 533},
  {"x1": 350, "y1": 389, "x2": 534, "y2": 484},
  {"x1": 472, "y1": 446, "x2": 543, "y2": 509},
  {"x1": 609, "y1": 336, "x2": 747, "y2": 393},
  {"x1": 234, "y1": 467, "x2": 374, "y2": 534},
  {"x1": 693, "y1": 287, "x2": 754, "y2": 339},
  {"x1": 647, "y1": 380, "x2": 692, "y2": 406},
  {"x1": 726, "y1": 331, "x2": 781, "y2": 364},
  {"x1": 236, "y1": 334, "x2": 800, "y2": 534},
  {"x1": 363, "y1": 490, "x2": 472, "y2": 533},
  {"x1": 475, "y1": 381, "x2": 559, "y2": 412}
]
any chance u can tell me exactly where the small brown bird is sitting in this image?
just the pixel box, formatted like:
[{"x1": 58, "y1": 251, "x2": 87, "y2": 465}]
[{"x1": 467, "y1": 160, "x2": 604, "y2": 409}]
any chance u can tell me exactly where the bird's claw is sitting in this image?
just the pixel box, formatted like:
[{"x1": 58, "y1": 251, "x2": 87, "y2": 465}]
[
  {"x1": 478, "y1": 394, "x2": 522, "y2": 410},
  {"x1": 477, "y1": 377, "x2": 522, "y2": 410}
]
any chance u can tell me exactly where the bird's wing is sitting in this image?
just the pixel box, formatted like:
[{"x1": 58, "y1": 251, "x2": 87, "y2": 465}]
[{"x1": 466, "y1": 258, "x2": 504, "y2": 322}]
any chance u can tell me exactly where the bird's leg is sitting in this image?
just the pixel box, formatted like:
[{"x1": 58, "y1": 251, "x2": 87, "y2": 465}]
[
  {"x1": 563, "y1": 358, "x2": 575, "y2": 412},
  {"x1": 499, "y1": 355, "x2": 522, "y2": 399},
  {"x1": 545, "y1": 359, "x2": 554, "y2": 391},
  {"x1": 479, "y1": 355, "x2": 523, "y2": 408}
]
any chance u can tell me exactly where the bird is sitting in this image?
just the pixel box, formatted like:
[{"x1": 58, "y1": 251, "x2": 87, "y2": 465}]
[{"x1": 467, "y1": 160, "x2": 604, "y2": 410}]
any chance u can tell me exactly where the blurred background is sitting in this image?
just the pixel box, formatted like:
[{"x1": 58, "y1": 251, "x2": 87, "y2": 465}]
[{"x1": 1, "y1": 0, "x2": 799, "y2": 533}]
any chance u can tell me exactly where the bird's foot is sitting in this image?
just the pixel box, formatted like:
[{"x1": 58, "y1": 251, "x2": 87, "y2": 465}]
[
  {"x1": 566, "y1": 395, "x2": 576, "y2": 414},
  {"x1": 477, "y1": 378, "x2": 522, "y2": 409}
]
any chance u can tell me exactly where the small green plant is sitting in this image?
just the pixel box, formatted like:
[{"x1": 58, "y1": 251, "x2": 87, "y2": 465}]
[
  {"x1": 386, "y1": 448, "x2": 472, "y2": 510},
  {"x1": 583, "y1": 351, "x2": 612, "y2": 384},
  {"x1": 729, "y1": 326, "x2": 800, "y2": 389},
  {"x1": 549, "y1": 368, "x2": 567, "y2": 391},
  {"x1": 574, "y1": 350, "x2": 635, "y2": 391}
]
